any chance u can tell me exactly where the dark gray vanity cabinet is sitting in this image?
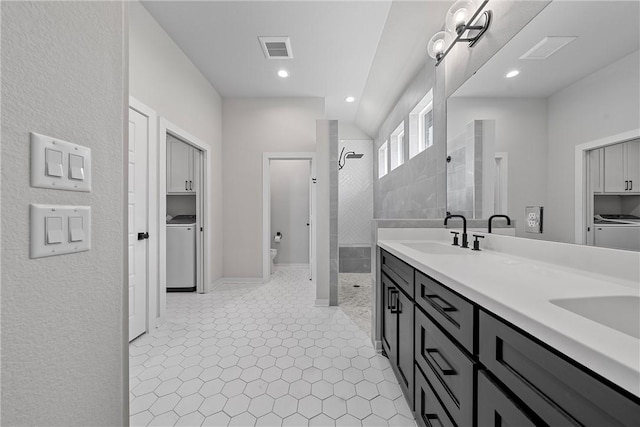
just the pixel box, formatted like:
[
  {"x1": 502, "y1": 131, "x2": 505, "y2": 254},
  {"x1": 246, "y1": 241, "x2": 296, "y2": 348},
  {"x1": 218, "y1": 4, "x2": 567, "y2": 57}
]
[
  {"x1": 377, "y1": 246, "x2": 640, "y2": 427},
  {"x1": 477, "y1": 371, "x2": 540, "y2": 427},
  {"x1": 382, "y1": 274, "x2": 398, "y2": 364},
  {"x1": 479, "y1": 310, "x2": 640, "y2": 427},
  {"x1": 380, "y1": 250, "x2": 415, "y2": 408}
]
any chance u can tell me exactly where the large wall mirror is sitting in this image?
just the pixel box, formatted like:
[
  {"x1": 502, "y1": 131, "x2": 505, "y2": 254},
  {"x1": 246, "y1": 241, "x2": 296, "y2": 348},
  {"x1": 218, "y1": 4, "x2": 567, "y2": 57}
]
[{"x1": 446, "y1": 0, "x2": 640, "y2": 250}]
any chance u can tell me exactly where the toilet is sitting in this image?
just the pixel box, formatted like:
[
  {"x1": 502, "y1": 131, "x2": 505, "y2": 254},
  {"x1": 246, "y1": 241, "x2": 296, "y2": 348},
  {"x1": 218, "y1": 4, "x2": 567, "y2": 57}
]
[{"x1": 270, "y1": 249, "x2": 277, "y2": 274}]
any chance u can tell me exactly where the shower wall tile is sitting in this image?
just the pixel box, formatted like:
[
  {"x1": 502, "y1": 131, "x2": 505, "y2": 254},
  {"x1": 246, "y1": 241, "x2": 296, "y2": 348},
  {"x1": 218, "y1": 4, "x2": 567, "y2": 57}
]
[{"x1": 338, "y1": 140, "x2": 373, "y2": 246}]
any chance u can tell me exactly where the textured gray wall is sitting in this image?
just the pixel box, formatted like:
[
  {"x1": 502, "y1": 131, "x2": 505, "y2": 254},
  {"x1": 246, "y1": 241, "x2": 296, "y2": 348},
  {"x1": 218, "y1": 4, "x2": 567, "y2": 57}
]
[
  {"x1": 373, "y1": 1, "x2": 550, "y2": 220},
  {"x1": 1, "y1": 2, "x2": 127, "y2": 425}
]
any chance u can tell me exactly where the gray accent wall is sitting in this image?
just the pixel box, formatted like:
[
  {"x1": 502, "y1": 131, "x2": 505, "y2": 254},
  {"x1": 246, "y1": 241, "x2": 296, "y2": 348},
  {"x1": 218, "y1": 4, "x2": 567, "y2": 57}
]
[
  {"x1": 374, "y1": 62, "x2": 446, "y2": 219},
  {"x1": 1, "y1": 2, "x2": 127, "y2": 424}
]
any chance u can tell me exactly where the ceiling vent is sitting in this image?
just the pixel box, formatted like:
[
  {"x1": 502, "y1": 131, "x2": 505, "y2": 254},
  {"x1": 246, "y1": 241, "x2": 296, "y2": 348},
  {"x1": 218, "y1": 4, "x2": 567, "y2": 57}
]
[
  {"x1": 520, "y1": 36, "x2": 578, "y2": 60},
  {"x1": 259, "y1": 36, "x2": 293, "y2": 59}
]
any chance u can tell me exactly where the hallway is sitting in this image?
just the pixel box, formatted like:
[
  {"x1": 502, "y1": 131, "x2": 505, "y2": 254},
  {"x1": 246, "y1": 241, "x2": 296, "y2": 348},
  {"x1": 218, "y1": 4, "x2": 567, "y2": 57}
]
[{"x1": 129, "y1": 268, "x2": 415, "y2": 426}]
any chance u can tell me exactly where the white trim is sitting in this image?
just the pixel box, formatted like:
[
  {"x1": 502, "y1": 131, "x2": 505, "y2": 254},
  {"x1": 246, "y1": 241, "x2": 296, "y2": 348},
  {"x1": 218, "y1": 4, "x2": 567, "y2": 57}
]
[
  {"x1": 262, "y1": 152, "x2": 317, "y2": 288},
  {"x1": 218, "y1": 277, "x2": 264, "y2": 285},
  {"x1": 574, "y1": 128, "x2": 640, "y2": 244},
  {"x1": 159, "y1": 118, "x2": 212, "y2": 322},
  {"x1": 494, "y1": 152, "x2": 508, "y2": 215},
  {"x1": 314, "y1": 299, "x2": 330, "y2": 307},
  {"x1": 274, "y1": 263, "x2": 310, "y2": 268},
  {"x1": 206, "y1": 278, "x2": 226, "y2": 293},
  {"x1": 128, "y1": 97, "x2": 159, "y2": 332}
]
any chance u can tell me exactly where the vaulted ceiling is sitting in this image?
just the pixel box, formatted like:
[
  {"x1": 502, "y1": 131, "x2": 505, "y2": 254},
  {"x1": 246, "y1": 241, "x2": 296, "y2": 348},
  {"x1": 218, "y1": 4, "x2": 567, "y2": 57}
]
[{"x1": 141, "y1": 1, "x2": 452, "y2": 138}]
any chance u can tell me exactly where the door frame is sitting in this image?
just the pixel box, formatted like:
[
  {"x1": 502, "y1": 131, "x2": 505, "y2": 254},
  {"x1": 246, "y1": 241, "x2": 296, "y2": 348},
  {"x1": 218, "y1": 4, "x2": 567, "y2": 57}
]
[
  {"x1": 129, "y1": 97, "x2": 158, "y2": 332},
  {"x1": 159, "y1": 118, "x2": 211, "y2": 319},
  {"x1": 262, "y1": 152, "x2": 317, "y2": 284},
  {"x1": 574, "y1": 128, "x2": 640, "y2": 244}
]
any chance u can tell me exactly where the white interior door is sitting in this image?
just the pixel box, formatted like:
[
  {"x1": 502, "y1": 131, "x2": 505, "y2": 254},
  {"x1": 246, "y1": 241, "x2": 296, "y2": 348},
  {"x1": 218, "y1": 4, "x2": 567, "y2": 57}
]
[
  {"x1": 308, "y1": 168, "x2": 313, "y2": 281},
  {"x1": 129, "y1": 108, "x2": 149, "y2": 341},
  {"x1": 194, "y1": 147, "x2": 204, "y2": 293}
]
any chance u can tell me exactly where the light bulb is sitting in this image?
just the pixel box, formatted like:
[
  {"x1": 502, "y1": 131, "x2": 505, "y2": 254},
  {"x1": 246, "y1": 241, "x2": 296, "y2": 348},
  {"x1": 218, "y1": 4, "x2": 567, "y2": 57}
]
[
  {"x1": 455, "y1": 9, "x2": 468, "y2": 24},
  {"x1": 505, "y1": 70, "x2": 520, "y2": 78},
  {"x1": 345, "y1": 96, "x2": 355, "y2": 103},
  {"x1": 434, "y1": 40, "x2": 445, "y2": 53},
  {"x1": 278, "y1": 69, "x2": 289, "y2": 78}
]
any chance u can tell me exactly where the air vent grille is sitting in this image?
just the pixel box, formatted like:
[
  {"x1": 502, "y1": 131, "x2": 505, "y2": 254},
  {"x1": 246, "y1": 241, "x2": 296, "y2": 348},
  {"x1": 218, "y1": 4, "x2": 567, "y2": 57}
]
[
  {"x1": 520, "y1": 36, "x2": 578, "y2": 60},
  {"x1": 259, "y1": 37, "x2": 293, "y2": 59}
]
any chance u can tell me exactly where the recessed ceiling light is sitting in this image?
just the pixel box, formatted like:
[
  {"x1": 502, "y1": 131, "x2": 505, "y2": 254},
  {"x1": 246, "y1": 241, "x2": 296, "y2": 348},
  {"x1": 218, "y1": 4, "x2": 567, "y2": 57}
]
[
  {"x1": 345, "y1": 96, "x2": 355, "y2": 103},
  {"x1": 278, "y1": 69, "x2": 289, "y2": 78},
  {"x1": 505, "y1": 70, "x2": 520, "y2": 78}
]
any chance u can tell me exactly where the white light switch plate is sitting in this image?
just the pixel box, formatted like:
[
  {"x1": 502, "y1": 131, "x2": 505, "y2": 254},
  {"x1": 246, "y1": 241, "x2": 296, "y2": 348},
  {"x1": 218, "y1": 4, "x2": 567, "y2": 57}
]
[
  {"x1": 525, "y1": 206, "x2": 543, "y2": 233},
  {"x1": 30, "y1": 204, "x2": 91, "y2": 258},
  {"x1": 31, "y1": 132, "x2": 91, "y2": 192}
]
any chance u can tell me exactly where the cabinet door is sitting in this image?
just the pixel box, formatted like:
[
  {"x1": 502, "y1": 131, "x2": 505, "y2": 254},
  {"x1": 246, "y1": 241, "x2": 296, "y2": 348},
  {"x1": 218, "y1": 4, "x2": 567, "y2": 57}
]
[
  {"x1": 479, "y1": 310, "x2": 640, "y2": 426},
  {"x1": 396, "y1": 290, "x2": 414, "y2": 409},
  {"x1": 589, "y1": 148, "x2": 604, "y2": 194},
  {"x1": 626, "y1": 140, "x2": 640, "y2": 193},
  {"x1": 604, "y1": 143, "x2": 626, "y2": 192},
  {"x1": 167, "y1": 139, "x2": 193, "y2": 193},
  {"x1": 477, "y1": 371, "x2": 539, "y2": 427},
  {"x1": 382, "y1": 274, "x2": 397, "y2": 364}
]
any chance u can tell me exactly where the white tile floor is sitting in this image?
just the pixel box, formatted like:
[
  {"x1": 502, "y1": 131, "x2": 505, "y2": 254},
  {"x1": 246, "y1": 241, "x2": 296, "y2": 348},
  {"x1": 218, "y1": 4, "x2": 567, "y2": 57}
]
[{"x1": 130, "y1": 267, "x2": 416, "y2": 426}]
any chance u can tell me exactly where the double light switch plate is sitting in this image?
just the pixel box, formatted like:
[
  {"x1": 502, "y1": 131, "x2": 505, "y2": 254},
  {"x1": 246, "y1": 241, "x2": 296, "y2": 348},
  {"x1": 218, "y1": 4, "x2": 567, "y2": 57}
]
[
  {"x1": 30, "y1": 204, "x2": 91, "y2": 258},
  {"x1": 31, "y1": 132, "x2": 91, "y2": 192}
]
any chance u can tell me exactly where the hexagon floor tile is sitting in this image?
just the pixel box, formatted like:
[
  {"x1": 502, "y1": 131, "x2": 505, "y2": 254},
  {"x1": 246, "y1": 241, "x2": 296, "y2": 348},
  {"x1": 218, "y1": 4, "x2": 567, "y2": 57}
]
[{"x1": 130, "y1": 267, "x2": 416, "y2": 426}]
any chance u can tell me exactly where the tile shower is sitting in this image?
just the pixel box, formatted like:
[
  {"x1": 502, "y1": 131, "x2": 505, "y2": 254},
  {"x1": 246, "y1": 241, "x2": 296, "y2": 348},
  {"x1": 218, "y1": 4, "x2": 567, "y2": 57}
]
[
  {"x1": 338, "y1": 140, "x2": 374, "y2": 273},
  {"x1": 338, "y1": 139, "x2": 374, "y2": 336}
]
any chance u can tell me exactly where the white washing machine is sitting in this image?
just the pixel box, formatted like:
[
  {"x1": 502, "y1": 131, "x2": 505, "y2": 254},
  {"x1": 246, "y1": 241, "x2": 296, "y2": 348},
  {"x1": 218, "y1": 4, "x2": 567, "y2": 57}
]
[{"x1": 167, "y1": 215, "x2": 196, "y2": 291}]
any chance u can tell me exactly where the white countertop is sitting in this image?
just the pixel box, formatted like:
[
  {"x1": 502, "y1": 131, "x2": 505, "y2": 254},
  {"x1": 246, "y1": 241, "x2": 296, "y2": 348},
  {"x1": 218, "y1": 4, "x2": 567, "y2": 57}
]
[{"x1": 377, "y1": 229, "x2": 640, "y2": 398}]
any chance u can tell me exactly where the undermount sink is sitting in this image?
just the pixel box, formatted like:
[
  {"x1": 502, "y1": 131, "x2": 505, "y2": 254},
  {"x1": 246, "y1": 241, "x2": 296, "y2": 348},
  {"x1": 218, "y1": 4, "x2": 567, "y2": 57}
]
[
  {"x1": 549, "y1": 296, "x2": 640, "y2": 339},
  {"x1": 401, "y1": 241, "x2": 466, "y2": 255}
]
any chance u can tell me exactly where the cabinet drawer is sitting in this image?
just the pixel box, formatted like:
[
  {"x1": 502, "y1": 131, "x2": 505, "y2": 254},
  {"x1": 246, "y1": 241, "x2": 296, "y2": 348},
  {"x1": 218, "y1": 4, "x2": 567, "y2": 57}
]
[
  {"x1": 477, "y1": 371, "x2": 539, "y2": 427},
  {"x1": 414, "y1": 308, "x2": 475, "y2": 427},
  {"x1": 381, "y1": 249, "x2": 414, "y2": 298},
  {"x1": 415, "y1": 270, "x2": 475, "y2": 354},
  {"x1": 479, "y1": 310, "x2": 640, "y2": 426},
  {"x1": 415, "y1": 364, "x2": 455, "y2": 427}
]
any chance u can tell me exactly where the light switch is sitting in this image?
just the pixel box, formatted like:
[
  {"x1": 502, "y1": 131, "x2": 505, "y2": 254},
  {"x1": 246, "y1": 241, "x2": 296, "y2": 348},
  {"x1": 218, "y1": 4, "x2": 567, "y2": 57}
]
[
  {"x1": 69, "y1": 216, "x2": 84, "y2": 242},
  {"x1": 46, "y1": 216, "x2": 63, "y2": 244},
  {"x1": 31, "y1": 133, "x2": 91, "y2": 192},
  {"x1": 45, "y1": 148, "x2": 63, "y2": 177},
  {"x1": 69, "y1": 154, "x2": 84, "y2": 180},
  {"x1": 30, "y1": 204, "x2": 91, "y2": 258}
]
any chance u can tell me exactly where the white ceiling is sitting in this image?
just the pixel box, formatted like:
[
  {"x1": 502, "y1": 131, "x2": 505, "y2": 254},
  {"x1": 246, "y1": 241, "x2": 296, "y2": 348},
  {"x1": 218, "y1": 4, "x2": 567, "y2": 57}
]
[
  {"x1": 140, "y1": 1, "x2": 453, "y2": 138},
  {"x1": 452, "y1": 1, "x2": 640, "y2": 99},
  {"x1": 140, "y1": 0, "x2": 392, "y2": 129}
]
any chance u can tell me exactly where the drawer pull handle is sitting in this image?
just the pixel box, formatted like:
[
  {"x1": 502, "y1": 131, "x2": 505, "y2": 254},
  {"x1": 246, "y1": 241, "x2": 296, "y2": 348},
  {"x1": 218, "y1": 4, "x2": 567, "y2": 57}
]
[
  {"x1": 425, "y1": 414, "x2": 443, "y2": 427},
  {"x1": 426, "y1": 348, "x2": 456, "y2": 376},
  {"x1": 390, "y1": 290, "x2": 400, "y2": 314},
  {"x1": 425, "y1": 294, "x2": 457, "y2": 313}
]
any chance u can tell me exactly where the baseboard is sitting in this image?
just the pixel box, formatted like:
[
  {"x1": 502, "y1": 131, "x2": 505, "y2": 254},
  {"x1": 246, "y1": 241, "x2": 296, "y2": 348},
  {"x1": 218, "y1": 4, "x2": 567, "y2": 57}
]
[
  {"x1": 205, "y1": 277, "x2": 263, "y2": 293},
  {"x1": 314, "y1": 299, "x2": 329, "y2": 307},
  {"x1": 220, "y1": 277, "x2": 264, "y2": 284},
  {"x1": 206, "y1": 277, "x2": 225, "y2": 293},
  {"x1": 275, "y1": 263, "x2": 310, "y2": 269}
]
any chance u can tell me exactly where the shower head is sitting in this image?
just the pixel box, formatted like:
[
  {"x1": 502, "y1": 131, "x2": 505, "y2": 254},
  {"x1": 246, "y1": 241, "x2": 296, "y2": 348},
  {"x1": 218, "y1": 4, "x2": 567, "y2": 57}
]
[{"x1": 338, "y1": 148, "x2": 364, "y2": 170}]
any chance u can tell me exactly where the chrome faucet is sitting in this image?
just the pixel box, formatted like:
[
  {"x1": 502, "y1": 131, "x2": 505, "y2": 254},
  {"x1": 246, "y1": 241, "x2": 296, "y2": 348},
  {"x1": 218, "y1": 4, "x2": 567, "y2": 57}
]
[
  {"x1": 488, "y1": 214, "x2": 511, "y2": 233},
  {"x1": 445, "y1": 214, "x2": 468, "y2": 248}
]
